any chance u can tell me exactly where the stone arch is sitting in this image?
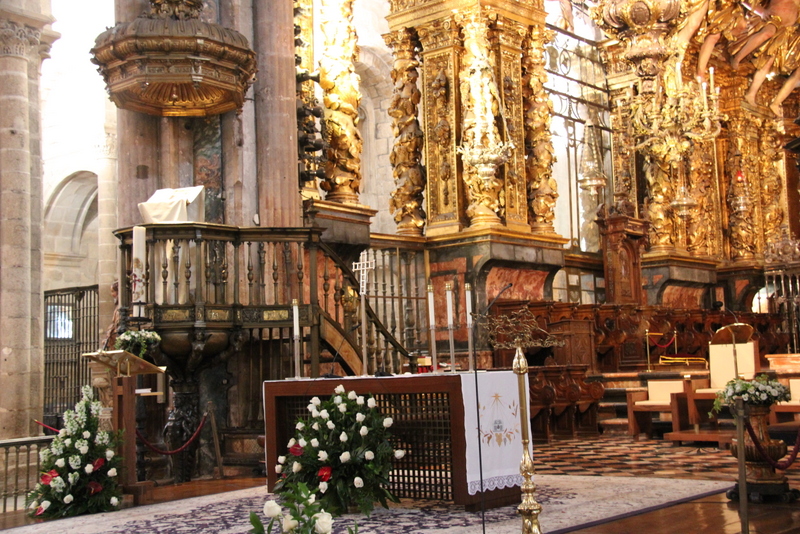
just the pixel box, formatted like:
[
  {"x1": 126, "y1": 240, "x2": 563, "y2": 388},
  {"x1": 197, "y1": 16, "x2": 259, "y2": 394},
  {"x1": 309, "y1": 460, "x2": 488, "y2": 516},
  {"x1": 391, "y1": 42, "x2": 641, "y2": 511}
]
[
  {"x1": 356, "y1": 45, "x2": 396, "y2": 234},
  {"x1": 43, "y1": 171, "x2": 99, "y2": 289}
]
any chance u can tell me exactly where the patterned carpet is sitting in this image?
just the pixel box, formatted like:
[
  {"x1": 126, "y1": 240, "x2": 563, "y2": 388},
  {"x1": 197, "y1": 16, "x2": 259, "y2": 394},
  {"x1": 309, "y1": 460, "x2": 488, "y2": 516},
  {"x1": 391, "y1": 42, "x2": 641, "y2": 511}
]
[{"x1": 5, "y1": 434, "x2": 766, "y2": 534}]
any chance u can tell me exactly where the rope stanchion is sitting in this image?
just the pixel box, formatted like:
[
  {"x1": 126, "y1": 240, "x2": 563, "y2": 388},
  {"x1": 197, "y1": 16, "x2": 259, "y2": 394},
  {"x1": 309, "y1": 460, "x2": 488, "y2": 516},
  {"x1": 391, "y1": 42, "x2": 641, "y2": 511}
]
[
  {"x1": 136, "y1": 413, "x2": 208, "y2": 456},
  {"x1": 651, "y1": 335, "x2": 675, "y2": 349},
  {"x1": 744, "y1": 420, "x2": 800, "y2": 471}
]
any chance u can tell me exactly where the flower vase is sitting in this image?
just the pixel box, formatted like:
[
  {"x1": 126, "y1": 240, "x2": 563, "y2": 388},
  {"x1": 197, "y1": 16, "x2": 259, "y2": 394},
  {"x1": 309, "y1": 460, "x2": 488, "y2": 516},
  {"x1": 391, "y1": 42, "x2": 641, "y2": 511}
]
[{"x1": 730, "y1": 405, "x2": 787, "y2": 484}]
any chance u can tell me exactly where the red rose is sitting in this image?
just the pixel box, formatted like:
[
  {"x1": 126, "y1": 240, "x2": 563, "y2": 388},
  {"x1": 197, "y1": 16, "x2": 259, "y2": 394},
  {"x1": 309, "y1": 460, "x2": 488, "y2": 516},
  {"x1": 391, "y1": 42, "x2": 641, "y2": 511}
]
[
  {"x1": 289, "y1": 443, "x2": 304, "y2": 457},
  {"x1": 92, "y1": 458, "x2": 105, "y2": 471},
  {"x1": 88, "y1": 481, "x2": 103, "y2": 495},
  {"x1": 317, "y1": 466, "x2": 332, "y2": 482},
  {"x1": 40, "y1": 469, "x2": 59, "y2": 485}
]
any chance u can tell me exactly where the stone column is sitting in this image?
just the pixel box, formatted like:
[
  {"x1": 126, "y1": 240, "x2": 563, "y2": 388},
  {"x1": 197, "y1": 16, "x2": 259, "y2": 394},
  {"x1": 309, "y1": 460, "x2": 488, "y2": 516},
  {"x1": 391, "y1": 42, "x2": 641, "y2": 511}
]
[
  {"x1": 253, "y1": 0, "x2": 303, "y2": 226},
  {"x1": 114, "y1": 0, "x2": 159, "y2": 227},
  {"x1": 0, "y1": 17, "x2": 40, "y2": 438},
  {"x1": 97, "y1": 118, "x2": 119, "y2": 342}
]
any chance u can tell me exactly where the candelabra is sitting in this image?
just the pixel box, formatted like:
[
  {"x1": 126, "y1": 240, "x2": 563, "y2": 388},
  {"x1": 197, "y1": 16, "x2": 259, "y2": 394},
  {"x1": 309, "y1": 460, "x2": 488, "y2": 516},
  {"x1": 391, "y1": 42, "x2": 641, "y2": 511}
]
[{"x1": 765, "y1": 224, "x2": 800, "y2": 265}]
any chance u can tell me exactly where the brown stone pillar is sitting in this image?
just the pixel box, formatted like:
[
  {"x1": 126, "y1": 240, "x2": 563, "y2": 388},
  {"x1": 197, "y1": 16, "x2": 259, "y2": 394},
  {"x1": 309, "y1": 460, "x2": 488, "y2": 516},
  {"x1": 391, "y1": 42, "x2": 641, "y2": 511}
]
[{"x1": 253, "y1": 0, "x2": 302, "y2": 227}]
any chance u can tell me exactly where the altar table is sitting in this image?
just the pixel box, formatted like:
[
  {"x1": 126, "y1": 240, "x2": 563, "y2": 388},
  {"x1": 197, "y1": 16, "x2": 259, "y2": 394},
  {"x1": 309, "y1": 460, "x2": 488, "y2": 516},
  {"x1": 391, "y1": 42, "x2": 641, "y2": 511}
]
[{"x1": 263, "y1": 371, "x2": 531, "y2": 509}]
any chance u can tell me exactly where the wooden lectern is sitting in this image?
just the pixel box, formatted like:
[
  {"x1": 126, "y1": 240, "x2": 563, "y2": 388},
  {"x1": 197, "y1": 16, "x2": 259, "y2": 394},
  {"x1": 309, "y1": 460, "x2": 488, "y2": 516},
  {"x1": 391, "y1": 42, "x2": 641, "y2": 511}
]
[
  {"x1": 83, "y1": 350, "x2": 164, "y2": 505},
  {"x1": 710, "y1": 323, "x2": 757, "y2": 377}
]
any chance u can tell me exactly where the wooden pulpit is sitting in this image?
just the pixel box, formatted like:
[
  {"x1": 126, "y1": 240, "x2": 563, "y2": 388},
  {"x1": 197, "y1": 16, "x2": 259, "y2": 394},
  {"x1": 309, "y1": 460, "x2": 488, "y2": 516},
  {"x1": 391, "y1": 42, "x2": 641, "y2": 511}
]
[{"x1": 83, "y1": 350, "x2": 164, "y2": 504}]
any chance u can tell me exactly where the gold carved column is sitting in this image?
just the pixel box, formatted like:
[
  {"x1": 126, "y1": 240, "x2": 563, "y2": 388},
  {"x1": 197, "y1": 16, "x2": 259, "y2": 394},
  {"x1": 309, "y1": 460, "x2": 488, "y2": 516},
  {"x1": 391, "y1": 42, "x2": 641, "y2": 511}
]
[
  {"x1": 385, "y1": 28, "x2": 427, "y2": 236},
  {"x1": 416, "y1": 15, "x2": 464, "y2": 235}
]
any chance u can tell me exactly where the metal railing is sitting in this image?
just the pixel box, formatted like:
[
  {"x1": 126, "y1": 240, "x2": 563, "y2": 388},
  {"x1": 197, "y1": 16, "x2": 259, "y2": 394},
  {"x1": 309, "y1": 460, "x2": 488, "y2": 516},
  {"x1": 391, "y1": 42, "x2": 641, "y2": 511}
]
[{"x1": 0, "y1": 436, "x2": 54, "y2": 513}]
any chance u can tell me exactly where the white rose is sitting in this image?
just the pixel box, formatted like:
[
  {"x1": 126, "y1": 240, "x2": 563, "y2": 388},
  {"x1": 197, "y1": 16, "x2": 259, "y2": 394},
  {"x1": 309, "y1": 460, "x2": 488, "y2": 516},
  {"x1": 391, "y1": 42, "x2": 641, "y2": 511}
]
[
  {"x1": 276, "y1": 464, "x2": 283, "y2": 474},
  {"x1": 110, "y1": 496, "x2": 119, "y2": 506},
  {"x1": 312, "y1": 422, "x2": 320, "y2": 431},
  {"x1": 308, "y1": 494, "x2": 316, "y2": 504},
  {"x1": 292, "y1": 462, "x2": 302, "y2": 473},
  {"x1": 348, "y1": 391, "x2": 358, "y2": 400},
  {"x1": 40, "y1": 500, "x2": 51, "y2": 511},
  {"x1": 340, "y1": 451, "x2": 351, "y2": 463},
  {"x1": 299, "y1": 438, "x2": 307, "y2": 447},
  {"x1": 360, "y1": 426, "x2": 369, "y2": 437},
  {"x1": 288, "y1": 438, "x2": 296, "y2": 447},
  {"x1": 311, "y1": 396, "x2": 321, "y2": 406},
  {"x1": 296, "y1": 422, "x2": 305, "y2": 431},
  {"x1": 365, "y1": 450, "x2": 374, "y2": 461},
  {"x1": 338, "y1": 404, "x2": 347, "y2": 413},
  {"x1": 383, "y1": 417, "x2": 393, "y2": 428},
  {"x1": 319, "y1": 481, "x2": 328, "y2": 493},
  {"x1": 367, "y1": 398, "x2": 376, "y2": 408},
  {"x1": 357, "y1": 396, "x2": 365, "y2": 405},
  {"x1": 82, "y1": 431, "x2": 91, "y2": 439},
  {"x1": 55, "y1": 458, "x2": 65, "y2": 468},
  {"x1": 334, "y1": 396, "x2": 342, "y2": 405},
  {"x1": 311, "y1": 409, "x2": 320, "y2": 418},
  {"x1": 79, "y1": 446, "x2": 89, "y2": 455},
  {"x1": 318, "y1": 450, "x2": 328, "y2": 461},
  {"x1": 278, "y1": 455, "x2": 286, "y2": 464},
  {"x1": 319, "y1": 410, "x2": 329, "y2": 420},
  {"x1": 63, "y1": 494, "x2": 73, "y2": 504},
  {"x1": 353, "y1": 477, "x2": 364, "y2": 488},
  {"x1": 106, "y1": 450, "x2": 115, "y2": 460},
  {"x1": 394, "y1": 449, "x2": 406, "y2": 459},
  {"x1": 311, "y1": 438, "x2": 319, "y2": 448},
  {"x1": 326, "y1": 421, "x2": 335, "y2": 430},
  {"x1": 283, "y1": 515, "x2": 299, "y2": 531},
  {"x1": 314, "y1": 511, "x2": 334, "y2": 534},
  {"x1": 264, "y1": 500, "x2": 282, "y2": 518},
  {"x1": 308, "y1": 404, "x2": 316, "y2": 413},
  {"x1": 108, "y1": 468, "x2": 117, "y2": 477},
  {"x1": 334, "y1": 384, "x2": 345, "y2": 394},
  {"x1": 84, "y1": 464, "x2": 94, "y2": 474},
  {"x1": 339, "y1": 432, "x2": 348, "y2": 442},
  {"x1": 356, "y1": 413, "x2": 365, "y2": 423}
]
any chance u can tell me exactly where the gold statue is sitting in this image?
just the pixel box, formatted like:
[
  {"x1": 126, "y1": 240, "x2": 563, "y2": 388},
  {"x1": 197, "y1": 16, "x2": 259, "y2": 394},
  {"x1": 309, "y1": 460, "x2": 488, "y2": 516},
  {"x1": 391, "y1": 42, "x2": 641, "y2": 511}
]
[{"x1": 319, "y1": 0, "x2": 363, "y2": 203}]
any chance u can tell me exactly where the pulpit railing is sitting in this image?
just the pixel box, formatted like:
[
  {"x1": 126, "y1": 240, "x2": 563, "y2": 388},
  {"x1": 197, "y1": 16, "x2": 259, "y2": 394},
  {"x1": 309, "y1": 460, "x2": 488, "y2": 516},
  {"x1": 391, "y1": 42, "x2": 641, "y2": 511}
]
[
  {"x1": 0, "y1": 436, "x2": 53, "y2": 513},
  {"x1": 113, "y1": 224, "x2": 411, "y2": 376}
]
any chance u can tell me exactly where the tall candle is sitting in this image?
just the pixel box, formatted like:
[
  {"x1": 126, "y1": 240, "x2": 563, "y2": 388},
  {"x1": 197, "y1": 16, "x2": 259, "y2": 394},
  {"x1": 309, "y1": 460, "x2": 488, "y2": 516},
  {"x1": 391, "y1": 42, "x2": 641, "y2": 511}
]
[
  {"x1": 292, "y1": 299, "x2": 300, "y2": 338},
  {"x1": 465, "y1": 283, "x2": 473, "y2": 328},
  {"x1": 701, "y1": 82, "x2": 708, "y2": 111},
  {"x1": 445, "y1": 282, "x2": 454, "y2": 327},
  {"x1": 427, "y1": 284, "x2": 435, "y2": 329},
  {"x1": 708, "y1": 67, "x2": 715, "y2": 93}
]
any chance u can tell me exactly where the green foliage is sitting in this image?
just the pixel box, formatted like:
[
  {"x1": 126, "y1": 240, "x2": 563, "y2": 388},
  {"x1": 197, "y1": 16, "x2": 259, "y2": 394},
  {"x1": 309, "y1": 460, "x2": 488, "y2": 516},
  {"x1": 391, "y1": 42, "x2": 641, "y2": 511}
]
[
  {"x1": 25, "y1": 385, "x2": 123, "y2": 519},
  {"x1": 711, "y1": 374, "x2": 791, "y2": 415},
  {"x1": 114, "y1": 329, "x2": 161, "y2": 359},
  {"x1": 272, "y1": 384, "x2": 402, "y2": 517},
  {"x1": 250, "y1": 481, "x2": 346, "y2": 534}
]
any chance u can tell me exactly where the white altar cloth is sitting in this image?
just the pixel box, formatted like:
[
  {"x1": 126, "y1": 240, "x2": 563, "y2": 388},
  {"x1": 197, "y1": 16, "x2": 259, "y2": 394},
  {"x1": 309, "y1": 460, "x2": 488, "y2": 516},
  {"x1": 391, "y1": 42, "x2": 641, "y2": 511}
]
[{"x1": 461, "y1": 371, "x2": 531, "y2": 495}]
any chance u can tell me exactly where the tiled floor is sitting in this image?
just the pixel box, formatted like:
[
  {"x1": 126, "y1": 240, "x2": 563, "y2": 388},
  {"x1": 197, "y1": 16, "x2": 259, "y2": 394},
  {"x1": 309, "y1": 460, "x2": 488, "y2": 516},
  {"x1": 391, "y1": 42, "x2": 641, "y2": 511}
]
[{"x1": 534, "y1": 433, "x2": 800, "y2": 485}]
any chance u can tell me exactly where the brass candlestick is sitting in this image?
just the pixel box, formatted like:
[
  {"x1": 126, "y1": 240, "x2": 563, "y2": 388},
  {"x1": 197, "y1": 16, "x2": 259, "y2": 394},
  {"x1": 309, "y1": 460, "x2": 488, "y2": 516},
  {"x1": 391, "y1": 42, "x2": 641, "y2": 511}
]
[{"x1": 513, "y1": 344, "x2": 542, "y2": 534}]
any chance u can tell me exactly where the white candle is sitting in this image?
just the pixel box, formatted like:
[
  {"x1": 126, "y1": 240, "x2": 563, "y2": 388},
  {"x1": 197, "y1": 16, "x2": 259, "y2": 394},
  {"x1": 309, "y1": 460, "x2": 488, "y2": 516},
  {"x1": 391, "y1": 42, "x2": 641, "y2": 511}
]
[
  {"x1": 708, "y1": 67, "x2": 715, "y2": 93},
  {"x1": 427, "y1": 284, "x2": 436, "y2": 328},
  {"x1": 445, "y1": 283, "x2": 454, "y2": 327},
  {"x1": 701, "y1": 82, "x2": 708, "y2": 111},
  {"x1": 465, "y1": 283, "x2": 473, "y2": 328},
  {"x1": 292, "y1": 299, "x2": 300, "y2": 338}
]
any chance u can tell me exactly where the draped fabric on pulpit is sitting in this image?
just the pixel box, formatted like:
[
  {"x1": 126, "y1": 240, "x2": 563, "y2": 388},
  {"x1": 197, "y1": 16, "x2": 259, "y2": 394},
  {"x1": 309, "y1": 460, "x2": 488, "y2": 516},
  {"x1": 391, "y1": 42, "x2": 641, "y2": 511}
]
[{"x1": 461, "y1": 372, "x2": 531, "y2": 495}]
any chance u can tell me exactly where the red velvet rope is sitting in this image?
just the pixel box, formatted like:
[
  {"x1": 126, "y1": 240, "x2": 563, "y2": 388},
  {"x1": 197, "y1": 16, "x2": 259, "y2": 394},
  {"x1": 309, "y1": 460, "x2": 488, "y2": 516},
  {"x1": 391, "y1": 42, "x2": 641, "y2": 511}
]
[
  {"x1": 744, "y1": 420, "x2": 800, "y2": 471},
  {"x1": 135, "y1": 414, "x2": 207, "y2": 456},
  {"x1": 651, "y1": 335, "x2": 675, "y2": 349}
]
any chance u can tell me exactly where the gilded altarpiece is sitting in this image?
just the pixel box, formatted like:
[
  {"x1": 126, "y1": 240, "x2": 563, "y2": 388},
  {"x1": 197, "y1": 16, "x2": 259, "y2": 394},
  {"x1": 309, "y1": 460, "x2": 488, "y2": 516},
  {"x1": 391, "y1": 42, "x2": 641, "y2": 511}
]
[{"x1": 416, "y1": 17, "x2": 464, "y2": 234}]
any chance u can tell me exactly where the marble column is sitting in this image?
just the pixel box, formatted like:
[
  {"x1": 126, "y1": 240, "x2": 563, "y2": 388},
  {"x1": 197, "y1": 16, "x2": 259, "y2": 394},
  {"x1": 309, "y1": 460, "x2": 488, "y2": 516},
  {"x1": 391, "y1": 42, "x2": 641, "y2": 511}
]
[{"x1": 97, "y1": 112, "x2": 119, "y2": 341}]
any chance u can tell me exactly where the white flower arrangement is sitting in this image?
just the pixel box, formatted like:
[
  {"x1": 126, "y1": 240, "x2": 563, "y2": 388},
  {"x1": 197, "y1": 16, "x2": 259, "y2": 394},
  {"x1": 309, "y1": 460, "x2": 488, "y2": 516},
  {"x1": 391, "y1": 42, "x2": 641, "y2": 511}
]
[
  {"x1": 712, "y1": 374, "x2": 791, "y2": 414},
  {"x1": 26, "y1": 386, "x2": 122, "y2": 518},
  {"x1": 273, "y1": 384, "x2": 404, "y2": 516}
]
